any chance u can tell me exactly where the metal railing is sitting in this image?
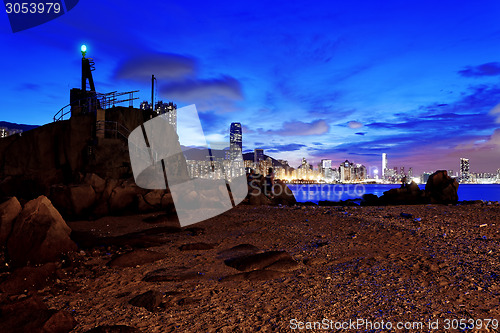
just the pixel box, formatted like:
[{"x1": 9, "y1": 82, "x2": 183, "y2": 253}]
[
  {"x1": 96, "y1": 120, "x2": 130, "y2": 140},
  {"x1": 53, "y1": 90, "x2": 140, "y2": 122}
]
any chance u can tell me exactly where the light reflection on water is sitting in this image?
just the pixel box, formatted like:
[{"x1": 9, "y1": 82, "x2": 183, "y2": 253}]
[{"x1": 287, "y1": 184, "x2": 500, "y2": 203}]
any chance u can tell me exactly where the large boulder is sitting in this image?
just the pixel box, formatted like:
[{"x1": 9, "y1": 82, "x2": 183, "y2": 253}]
[
  {"x1": 271, "y1": 180, "x2": 297, "y2": 206},
  {"x1": 247, "y1": 187, "x2": 272, "y2": 205},
  {"x1": 83, "y1": 173, "x2": 106, "y2": 194},
  {"x1": 425, "y1": 170, "x2": 459, "y2": 204},
  {"x1": 0, "y1": 295, "x2": 76, "y2": 332},
  {"x1": 0, "y1": 197, "x2": 22, "y2": 246},
  {"x1": 108, "y1": 181, "x2": 145, "y2": 214},
  {"x1": 246, "y1": 176, "x2": 296, "y2": 206},
  {"x1": 49, "y1": 184, "x2": 96, "y2": 217},
  {"x1": 378, "y1": 181, "x2": 425, "y2": 205},
  {"x1": 68, "y1": 184, "x2": 96, "y2": 216},
  {"x1": 7, "y1": 195, "x2": 77, "y2": 267}
]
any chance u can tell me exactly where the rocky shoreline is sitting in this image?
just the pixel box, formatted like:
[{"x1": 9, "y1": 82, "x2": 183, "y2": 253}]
[{"x1": 1, "y1": 201, "x2": 498, "y2": 332}]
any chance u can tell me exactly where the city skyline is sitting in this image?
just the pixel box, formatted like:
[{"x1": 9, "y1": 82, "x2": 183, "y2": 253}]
[{"x1": 2, "y1": 1, "x2": 500, "y2": 174}]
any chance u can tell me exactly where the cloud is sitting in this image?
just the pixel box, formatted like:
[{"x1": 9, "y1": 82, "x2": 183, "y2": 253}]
[
  {"x1": 258, "y1": 119, "x2": 329, "y2": 136},
  {"x1": 490, "y1": 103, "x2": 500, "y2": 124},
  {"x1": 348, "y1": 121, "x2": 363, "y2": 129},
  {"x1": 262, "y1": 143, "x2": 307, "y2": 153},
  {"x1": 365, "y1": 85, "x2": 500, "y2": 133},
  {"x1": 114, "y1": 53, "x2": 196, "y2": 82},
  {"x1": 242, "y1": 125, "x2": 254, "y2": 134},
  {"x1": 458, "y1": 62, "x2": 500, "y2": 77},
  {"x1": 18, "y1": 83, "x2": 41, "y2": 91},
  {"x1": 159, "y1": 76, "x2": 243, "y2": 106}
]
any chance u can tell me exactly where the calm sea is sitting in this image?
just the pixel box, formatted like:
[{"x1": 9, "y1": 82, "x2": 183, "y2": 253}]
[{"x1": 287, "y1": 183, "x2": 500, "y2": 203}]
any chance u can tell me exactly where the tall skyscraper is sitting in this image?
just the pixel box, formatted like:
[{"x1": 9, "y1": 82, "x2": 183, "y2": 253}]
[
  {"x1": 382, "y1": 153, "x2": 387, "y2": 178},
  {"x1": 460, "y1": 158, "x2": 470, "y2": 181},
  {"x1": 254, "y1": 149, "x2": 264, "y2": 163},
  {"x1": 320, "y1": 159, "x2": 332, "y2": 180},
  {"x1": 229, "y1": 122, "x2": 242, "y2": 160}
]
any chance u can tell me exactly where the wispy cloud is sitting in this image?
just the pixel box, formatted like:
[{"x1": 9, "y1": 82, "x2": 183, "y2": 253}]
[
  {"x1": 262, "y1": 143, "x2": 308, "y2": 153},
  {"x1": 258, "y1": 119, "x2": 329, "y2": 136},
  {"x1": 458, "y1": 62, "x2": 500, "y2": 77},
  {"x1": 114, "y1": 52, "x2": 196, "y2": 82},
  {"x1": 160, "y1": 76, "x2": 243, "y2": 103},
  {"x1": 348, "y1": 121, "x2": 363, "y2": 129}
]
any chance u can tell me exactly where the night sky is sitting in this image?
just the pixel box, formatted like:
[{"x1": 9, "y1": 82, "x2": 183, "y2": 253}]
[{"x1": 1, "y1": 1, "x2": 500, "y2": 175}]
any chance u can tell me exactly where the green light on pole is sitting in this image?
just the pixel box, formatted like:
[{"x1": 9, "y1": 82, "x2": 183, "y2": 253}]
[{"x1": 81, "y1": 44, "x2": 87, "y2": 57}]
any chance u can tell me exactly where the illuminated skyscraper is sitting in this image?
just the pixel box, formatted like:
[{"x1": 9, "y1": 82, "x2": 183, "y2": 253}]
[
  {"x1": 229, "y1": 122, "x2": 242, "y2": 160},
  {"x1": 460, "y1": 158, "x2": 470, "y2": 181},
  {"x1": 382, "y1": 153, "x2": 387, "y2": 178}
]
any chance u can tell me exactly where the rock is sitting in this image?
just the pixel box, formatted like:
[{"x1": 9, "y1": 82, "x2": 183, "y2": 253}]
[
  {"x1": 271, "y1": 180, "x2": 297, "y2": 206},
  {"x1": 143, "y1": 267, "x2": 203, "y2": 282},
  {"x1": 379, "y1": 181, "x2": 425, "y2": 205},
  {"x1": 177, "y1": 297, "x2": 201, "y2": 306},
  {"x1": 179, "y1": 242, "x2": 215, "y2": 251},
  {"x1": 109, "y1": 181, "x2": 145, "y2": 214},
  {"x1": 85, "y1": 325, "x2": 141, "y2": 333},
  {"x1": 224, "y1": 250, "x2": 293, "y2": 271},
  {"x1": 217, "y1": 244, "x2": 260, "y2": 260},
  {"x1": 137, "y1": 195, "x2": 153, "y2": 213},
  {"x1": 361, "y1": 193, "x2": 379, "y2": 206},
  {"x1": 184, "y1": 227, "x2": 205, "y2": 236},
  {"x1": 0, "y1": 197, "x2": 22, "y2": 246},
  {"x1": 41, "y1": 309, "x2": 77, "y2": 333},
  {"x1": 143, "y1": 190, "x2": 164, "y2": 208},
  {"x1": 84, "y1": 173, "x2": 106, "y2": 193},
  {"x1": 425, "y1": 170, "x2": 459, "y2": 204},
  {"x1": 0, "y1": 295, "x2": 76, "y2": 332},
  {"x1": 107, "y1": 249, "x2": 164, "y2": 268},
  {"x1": 7, "y1": 195, "x2": 77, "y2": 267},
  {"x1": 263, "y1": 258, "x2": 300, "y2": 272},
  {"x1": 129, "y1": 290, "x2": 163, "y2": 311},
  {"x1": 161, "y1": 193, "x2": 174, "y2": 209},
  {"x1": 247, "y1": 187, "x2": 272, "y2": 205},
  {"x1": 220, "y1": 269, "x2": 286, "y2": 282},
  {"x1": 0, "y1": 262, "x2": 57, "y2": 294},
  {"x1": 69, "y1": 184, "x2": 96, "y2": 216},
  {"x1": 49, "y1": 184, "x2": 96, "y2": 217}
]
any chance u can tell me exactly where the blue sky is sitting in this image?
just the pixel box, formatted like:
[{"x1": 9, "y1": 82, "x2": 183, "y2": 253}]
[{"x1": 1, "y1": 1, "x2": 500, "y2": 174}]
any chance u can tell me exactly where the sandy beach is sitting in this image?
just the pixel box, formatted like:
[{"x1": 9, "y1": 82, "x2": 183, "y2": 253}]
[{"x1": 16, "y1": 201, "x2": 496, "y2": 332}]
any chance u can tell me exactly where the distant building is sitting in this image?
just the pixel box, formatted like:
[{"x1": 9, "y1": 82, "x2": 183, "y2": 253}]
[
  {"x1": 382, "y1": 153, "x2": 387, "y2": 178},
  {"x1": 140, "y1": 101, "x2": 151, "y2": 110},
  {"x1": 320, "y1": 159, "x2": 333, "y2": 180},
  {"x1": 0, "y1": 127, "x2": 23, "y2": 138},
  {"x1": 229, "y1": 122, "x2": 242, "y2": 160},
  {"x1": 297, "y1": 158, "x2": 313, "y2": 179},
  {"x1": 421, "y1": 172, "x2": 432, "y2": 184},
  {"x1": 254, "y1": 149, "x2": 264, "y2": 164},
  {"x1": 339, "y1": 160, "x2": 366, "y2": 182},
  {"x1": 460, "y1": 158, "x2": 470, "y2": 181},
  {"x1": 140, "y1": 100, "x2": 177, "y2": 131}
]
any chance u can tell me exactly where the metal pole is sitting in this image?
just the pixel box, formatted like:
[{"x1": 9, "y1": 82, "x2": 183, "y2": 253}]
[{"x1": 151, "y1": 75, "x2": 155, "y2": 112}]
